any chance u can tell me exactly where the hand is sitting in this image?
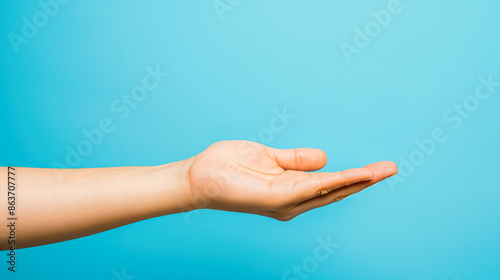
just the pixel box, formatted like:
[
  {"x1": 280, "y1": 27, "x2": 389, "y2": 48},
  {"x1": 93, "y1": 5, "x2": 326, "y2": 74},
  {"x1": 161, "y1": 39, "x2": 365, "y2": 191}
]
[{"x1": 185, "y1": 140, "x2": 397, "y2": 221}]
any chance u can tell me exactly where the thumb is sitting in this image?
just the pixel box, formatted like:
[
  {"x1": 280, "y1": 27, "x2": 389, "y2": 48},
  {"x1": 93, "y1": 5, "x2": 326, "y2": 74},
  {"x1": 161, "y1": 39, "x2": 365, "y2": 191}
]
[{"x1": 265, "y1": 146, "x2": 327, "y2": 171}]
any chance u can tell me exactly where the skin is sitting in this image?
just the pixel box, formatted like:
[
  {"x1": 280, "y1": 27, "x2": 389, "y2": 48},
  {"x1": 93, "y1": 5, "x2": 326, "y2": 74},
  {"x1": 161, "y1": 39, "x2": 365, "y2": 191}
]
[{"x1": 0, "y1": 140, "x2": 397, "y2": 250}]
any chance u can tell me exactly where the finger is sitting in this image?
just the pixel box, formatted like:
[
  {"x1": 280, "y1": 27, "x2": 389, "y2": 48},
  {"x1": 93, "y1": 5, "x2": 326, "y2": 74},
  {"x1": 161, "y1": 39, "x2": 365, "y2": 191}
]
[
  {"x1": 292, "y1": 161, "x2": 397, "y2": 215},
  {"x1": 329, "y1": 161, "x2": 398, "y2": 198},
  {"x1": 291, "y1": 167, "x2": 374, "y2": 203},
  {"x1": 265, "y1": 147, "x2": 327, "y2": 171}
]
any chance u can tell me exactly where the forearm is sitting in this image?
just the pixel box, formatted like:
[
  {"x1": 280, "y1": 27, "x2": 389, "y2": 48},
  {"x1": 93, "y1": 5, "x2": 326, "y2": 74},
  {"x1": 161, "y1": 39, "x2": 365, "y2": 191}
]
[{"x1": 0, "y1": 160, "x2": 193, "y2": 250}]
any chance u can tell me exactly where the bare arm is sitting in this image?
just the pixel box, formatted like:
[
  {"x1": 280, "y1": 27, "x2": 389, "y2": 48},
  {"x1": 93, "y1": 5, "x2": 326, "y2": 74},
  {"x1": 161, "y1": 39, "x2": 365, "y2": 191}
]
[
  {"x1": 0, "y1": 140, "x2": 397, "y2": 250},
  {"x1": 0, "y1": 161, "x2": 192, "y2": 250}
]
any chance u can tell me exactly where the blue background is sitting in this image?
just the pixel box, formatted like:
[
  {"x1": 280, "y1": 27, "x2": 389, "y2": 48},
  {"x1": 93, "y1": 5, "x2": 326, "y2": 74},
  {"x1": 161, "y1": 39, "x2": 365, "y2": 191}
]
[{"x1": 1, "y1": 0, "x2": 499, "y2": 279}]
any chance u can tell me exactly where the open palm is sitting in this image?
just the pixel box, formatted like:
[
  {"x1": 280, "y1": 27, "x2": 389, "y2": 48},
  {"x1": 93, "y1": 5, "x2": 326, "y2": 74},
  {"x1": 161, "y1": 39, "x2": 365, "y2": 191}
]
[{"x1": 187, "y1": 140, "x2": 397, "y2": 221}]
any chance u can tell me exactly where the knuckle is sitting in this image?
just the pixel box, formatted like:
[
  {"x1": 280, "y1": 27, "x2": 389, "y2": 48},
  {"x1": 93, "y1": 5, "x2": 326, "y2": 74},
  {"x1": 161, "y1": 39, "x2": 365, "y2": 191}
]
[
  {"x1": 316, "y1": 176, "x2": 324, "y2": 186},
  {"x1": 334, "y1": 195, "x2": 347, "y2": 202},
  {"x1": 317, "y1": 188, "x2": 329, "y2": 196},
  {"x1": 293, "y1": 149, "x2": 300, "y2": 170},
  {"x1": 339, "y1": 170, "x2": 346, "y2": 181}
]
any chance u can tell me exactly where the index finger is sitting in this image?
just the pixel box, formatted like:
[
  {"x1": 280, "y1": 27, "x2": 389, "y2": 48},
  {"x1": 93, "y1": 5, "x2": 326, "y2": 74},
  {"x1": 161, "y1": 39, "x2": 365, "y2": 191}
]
[{"x1": 290, "y1": 167, "x2": 375, "y2": 203}]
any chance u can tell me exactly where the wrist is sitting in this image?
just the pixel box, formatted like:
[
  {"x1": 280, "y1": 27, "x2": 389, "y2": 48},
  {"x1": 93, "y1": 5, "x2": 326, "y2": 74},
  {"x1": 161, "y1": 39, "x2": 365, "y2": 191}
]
[{"x1": 158, "y1": 157, "x2": 196, "y2": 214}]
